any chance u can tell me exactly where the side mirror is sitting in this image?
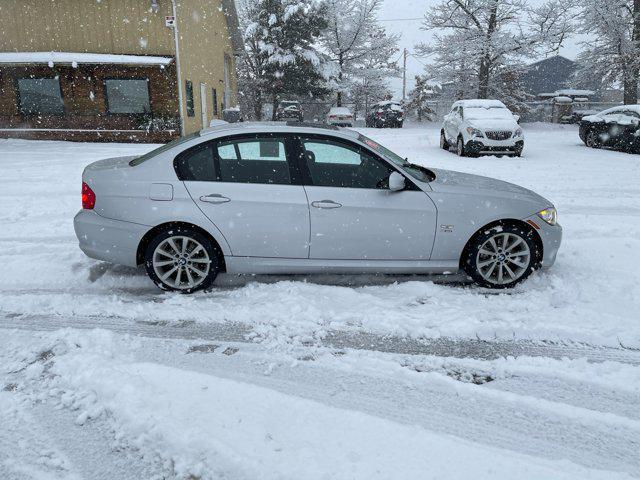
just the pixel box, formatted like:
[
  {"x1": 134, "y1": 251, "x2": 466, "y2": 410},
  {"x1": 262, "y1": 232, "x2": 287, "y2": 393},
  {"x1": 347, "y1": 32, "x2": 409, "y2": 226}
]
[
  {"x1": 388, "y1": 172, "x2": 405, "y2": 191},
  {"x1": 513, "y1": 114, "x2": 521, "y2": 123}
]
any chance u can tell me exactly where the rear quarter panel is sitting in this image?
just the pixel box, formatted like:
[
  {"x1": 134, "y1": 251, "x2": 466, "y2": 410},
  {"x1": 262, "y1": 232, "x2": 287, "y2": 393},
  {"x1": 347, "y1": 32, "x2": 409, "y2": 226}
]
[{"x1": 83, "y1": 150, "x2": 233, "y2": 256}]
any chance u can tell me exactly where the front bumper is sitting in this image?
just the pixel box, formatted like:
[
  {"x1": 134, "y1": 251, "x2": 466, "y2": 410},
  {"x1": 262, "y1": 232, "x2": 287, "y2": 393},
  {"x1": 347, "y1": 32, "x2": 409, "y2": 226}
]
[
  {"x1": 523, "y1": 213, "x2": 562, "y2": 268},
  {"x1": 74, "y1": 210, "x2": 149, "y2": 267},
  {"x1": 466, "y1": 139, "x2": 524, "y2": 155}
]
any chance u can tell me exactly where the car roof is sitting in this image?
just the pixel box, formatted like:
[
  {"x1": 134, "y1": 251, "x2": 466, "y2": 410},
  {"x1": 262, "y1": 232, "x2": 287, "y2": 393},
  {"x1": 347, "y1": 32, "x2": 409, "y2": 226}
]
[
  {"x1": 598, "y1": 104, "x2": 640, "y2": 115},
  {"x1": 199, "y1": 121, "x2": 360, "y2": 140},
  {"x1": 452, "y1": 99, "x2": 506, "y2": 109}
]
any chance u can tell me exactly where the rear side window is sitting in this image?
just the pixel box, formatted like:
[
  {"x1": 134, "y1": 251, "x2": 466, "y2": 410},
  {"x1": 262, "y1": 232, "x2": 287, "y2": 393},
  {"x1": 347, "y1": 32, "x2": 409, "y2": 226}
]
[
  {"x1": 175, "y1": 136, "x2": 292, "y2": 185},
  {"x1": 300, "y1": 137, "x2": 394, "y2": 189}
]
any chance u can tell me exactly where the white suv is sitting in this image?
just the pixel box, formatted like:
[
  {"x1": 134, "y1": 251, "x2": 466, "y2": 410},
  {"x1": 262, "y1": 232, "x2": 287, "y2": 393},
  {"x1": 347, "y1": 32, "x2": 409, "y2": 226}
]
[{"x1": 440, "y1": 99, "x2": 524, "y2": 157}]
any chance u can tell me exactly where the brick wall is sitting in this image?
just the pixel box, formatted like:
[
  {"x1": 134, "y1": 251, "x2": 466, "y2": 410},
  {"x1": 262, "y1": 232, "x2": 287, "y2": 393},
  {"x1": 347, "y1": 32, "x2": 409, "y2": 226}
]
[{"x1": 0, "y1": 63, "x2": 180, "y2": 143}]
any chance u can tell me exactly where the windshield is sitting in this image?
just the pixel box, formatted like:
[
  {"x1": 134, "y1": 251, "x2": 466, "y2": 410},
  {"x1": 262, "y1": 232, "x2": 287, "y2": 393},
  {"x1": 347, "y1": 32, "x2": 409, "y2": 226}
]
[
  {"x1": 129, "y1": 132, "x2": 200, "y2": 166},
  {"x1": 465, "y1": 107, "x2": 513, "y2": 120},
  {"x1": 358, "y1": 134, "x2": 434, "y2": 182}
]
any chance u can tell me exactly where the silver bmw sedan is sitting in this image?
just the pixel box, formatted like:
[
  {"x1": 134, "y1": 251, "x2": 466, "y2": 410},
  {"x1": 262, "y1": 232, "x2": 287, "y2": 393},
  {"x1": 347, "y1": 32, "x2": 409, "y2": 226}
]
[{"x1": 74, "y1": 123, "x2": 562, "y2": 293}]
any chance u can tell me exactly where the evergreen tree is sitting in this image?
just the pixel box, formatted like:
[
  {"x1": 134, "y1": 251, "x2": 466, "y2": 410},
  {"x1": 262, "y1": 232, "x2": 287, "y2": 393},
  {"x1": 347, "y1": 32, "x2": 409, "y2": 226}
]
[{"x1": 249, "y1": 0, "x2": 331, "y2": 118}]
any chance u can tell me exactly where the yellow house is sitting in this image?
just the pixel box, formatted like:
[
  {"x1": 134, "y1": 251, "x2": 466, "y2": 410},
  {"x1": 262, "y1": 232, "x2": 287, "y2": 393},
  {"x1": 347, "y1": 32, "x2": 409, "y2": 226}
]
[{"x1": 0, "y1": 0, "x2": 242, "y2": 142}]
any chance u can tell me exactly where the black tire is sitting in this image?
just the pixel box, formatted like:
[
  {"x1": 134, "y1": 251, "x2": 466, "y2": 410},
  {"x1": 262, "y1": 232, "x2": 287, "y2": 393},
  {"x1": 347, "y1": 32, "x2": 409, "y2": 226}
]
[
  {"x1": 462, "y1": 223, "x2": 541, "y2": 289},
  {"x1": 440, "y1": 130, "x2": 449, "y2": 150},
  {"x1": 144, "y1": 226, "x2": 220, "y2": 293},
  {"x1": 456, "y1": 136, "x2": 466, "y2": 157}
]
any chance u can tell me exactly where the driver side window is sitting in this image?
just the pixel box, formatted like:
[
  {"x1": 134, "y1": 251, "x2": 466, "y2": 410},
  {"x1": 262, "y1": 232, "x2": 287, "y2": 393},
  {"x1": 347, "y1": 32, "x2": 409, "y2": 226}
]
[{"x1": 300, "y1": 137, "x2": 394, "y2": 189}]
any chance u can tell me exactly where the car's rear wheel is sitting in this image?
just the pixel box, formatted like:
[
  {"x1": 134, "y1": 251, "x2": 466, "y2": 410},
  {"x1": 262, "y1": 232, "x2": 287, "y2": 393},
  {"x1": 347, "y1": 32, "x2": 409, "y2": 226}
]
[
  {"x1": 440, "y1": 130, "x2": 449, "y2": 150},
  {"x1": 456, "y1": 137, "x2": 466, "y2": 157},
  {"x1": 145, "y1": 226, "x2": 220, "y2": 293},
  {"x1": 463, "y1": 224, "x2": 540, "y2": 289},
  {"x1": 585, "y1": 130, "x2": 601, "y2": 149}
]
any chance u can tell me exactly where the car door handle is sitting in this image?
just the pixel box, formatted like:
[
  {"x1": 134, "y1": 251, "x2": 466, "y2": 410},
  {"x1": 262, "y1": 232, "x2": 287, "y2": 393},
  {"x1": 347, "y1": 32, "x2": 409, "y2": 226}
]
[
  {"x1": 311, "y1": 200, "x2": 342, "y2": 209},
  {"x1": 199, "y1": 194, "x2": 230, "y2": 204}
]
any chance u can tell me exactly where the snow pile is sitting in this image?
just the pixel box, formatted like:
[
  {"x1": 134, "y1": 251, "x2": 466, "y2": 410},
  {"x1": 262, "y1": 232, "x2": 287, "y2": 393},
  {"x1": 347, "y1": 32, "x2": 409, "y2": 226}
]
[
  {"x1": 3, "y1": 329, "x2": 634, "y2": 480},
  {"x1": 0, "y1": 51, "x2": 173, "y2": 66}
]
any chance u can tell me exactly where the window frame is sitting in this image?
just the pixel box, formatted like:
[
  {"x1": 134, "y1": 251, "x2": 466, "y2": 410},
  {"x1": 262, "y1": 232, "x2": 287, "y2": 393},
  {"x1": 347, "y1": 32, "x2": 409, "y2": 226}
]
[
  {"x1": 292, "y1": 134, "x2": 419, "y2": 191},
  {"x1": 103, "y1": 77, "x2": 152, "y2": 116},
  {"x1": 212, "y1": 88, "x2": 218, "y2": 117},
  {"x1": 16, "y1": 76, "x2": 65, "y2": 116},
  {"x1": 174, "y1": 133, "x2": 303, "y2": 186}
]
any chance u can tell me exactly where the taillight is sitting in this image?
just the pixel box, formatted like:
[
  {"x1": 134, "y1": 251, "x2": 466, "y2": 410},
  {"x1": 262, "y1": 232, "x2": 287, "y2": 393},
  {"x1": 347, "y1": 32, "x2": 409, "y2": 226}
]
[{"x1": 82, "y1": 182, "x2": 95, "y2": 209}]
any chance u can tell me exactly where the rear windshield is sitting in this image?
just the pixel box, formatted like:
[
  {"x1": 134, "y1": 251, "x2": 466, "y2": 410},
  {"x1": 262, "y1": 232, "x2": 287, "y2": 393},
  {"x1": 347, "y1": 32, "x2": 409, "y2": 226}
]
[{"x1": 129, "y1": 132, "x2": 200, "y2": 166}]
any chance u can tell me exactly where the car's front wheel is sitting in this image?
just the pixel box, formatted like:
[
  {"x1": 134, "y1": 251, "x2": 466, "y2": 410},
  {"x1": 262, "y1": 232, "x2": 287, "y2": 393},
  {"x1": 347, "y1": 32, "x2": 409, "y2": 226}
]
[
  {"x1": 585, "y1": 130, "x2": 601, "y2": 149},
  {"x1": 440, "y1": 130, "x2": 449, "y2": 150},
  {"x1": 144, "y1": 226, "x2": 220, "y2": 293},
  {"x1": 463, "y1": 224, "x2": 540, "y2": 289}
]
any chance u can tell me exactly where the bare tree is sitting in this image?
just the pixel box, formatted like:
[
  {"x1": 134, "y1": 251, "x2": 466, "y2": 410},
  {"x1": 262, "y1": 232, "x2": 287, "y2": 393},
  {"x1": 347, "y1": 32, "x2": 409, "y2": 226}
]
[
  {"x1": 417, "y1": 0, "x2": 573, "y2": 99},
  {"x1": 576, "y1": 0, "x2": 640, "y2": 104}
]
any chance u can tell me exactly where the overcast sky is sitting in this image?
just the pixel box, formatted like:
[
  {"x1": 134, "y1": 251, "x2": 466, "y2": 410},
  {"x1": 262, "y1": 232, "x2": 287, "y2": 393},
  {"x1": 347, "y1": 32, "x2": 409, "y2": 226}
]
[{"x1": 378, "y1": 0, "x2": 586, "y2": 99}]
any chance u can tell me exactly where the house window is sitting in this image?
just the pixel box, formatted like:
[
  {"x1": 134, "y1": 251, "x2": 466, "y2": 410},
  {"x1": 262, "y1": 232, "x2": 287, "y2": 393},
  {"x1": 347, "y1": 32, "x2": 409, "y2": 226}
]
[
  {"x1": 212, "y1": 88, "x2": 218, "y2": 116},
  {"x1": 186, "y1": 80, "x2": 195, "y2": 117},
  {"x1": 104, "y1": 79, "x2": 151, "y2": 114},
  {"x1": 17, "y1": 78, "x2": 64, "y2": 115}
]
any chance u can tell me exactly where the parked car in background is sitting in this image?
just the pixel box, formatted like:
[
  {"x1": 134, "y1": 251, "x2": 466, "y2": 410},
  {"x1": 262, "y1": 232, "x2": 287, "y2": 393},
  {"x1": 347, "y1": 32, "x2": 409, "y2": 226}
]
[
  {"x1": 326, "y1": 107, "x2": 354, "y2": 127},
  {"x1": 441, "y1": 99, "x2": 524, "y2": 157},
  {"x1": 366, "y1": 101, "x2": 404, "y2": 128},
  {"x1": 74, "y1": 122, "x2": 561, "y2": 293},
  {"x1": 579, "y1": 105, "x2": 640, "y2": 153},
  {"x1": 275, "y1": 100, "x2": 304, "y2": 122}
]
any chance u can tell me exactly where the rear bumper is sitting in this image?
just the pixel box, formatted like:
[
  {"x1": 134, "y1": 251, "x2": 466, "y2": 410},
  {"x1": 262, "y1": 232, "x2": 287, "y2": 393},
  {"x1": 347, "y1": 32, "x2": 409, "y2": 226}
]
[{"x1": 74, "y1": 210, "x2": 148, "y2": 267}]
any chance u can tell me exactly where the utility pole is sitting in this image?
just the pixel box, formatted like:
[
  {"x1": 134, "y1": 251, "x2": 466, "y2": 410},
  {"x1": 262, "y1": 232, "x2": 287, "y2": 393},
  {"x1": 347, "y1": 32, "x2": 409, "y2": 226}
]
[
  {"x1": 402, "y1": 48, "x2": 408, "y2": 103},
  {"x1": 170, "y1": 0, "x2": 186, "y2": 136}
]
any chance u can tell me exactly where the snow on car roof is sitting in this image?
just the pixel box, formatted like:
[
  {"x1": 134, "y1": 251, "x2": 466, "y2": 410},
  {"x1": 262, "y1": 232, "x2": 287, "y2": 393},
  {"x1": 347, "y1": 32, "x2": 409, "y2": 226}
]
[
  {"x1": 0, "y1": 51, "x2": 174, "y2": 66},
  {"x1": 453, "y1": 99, "x2": 506, "y2": 109}
]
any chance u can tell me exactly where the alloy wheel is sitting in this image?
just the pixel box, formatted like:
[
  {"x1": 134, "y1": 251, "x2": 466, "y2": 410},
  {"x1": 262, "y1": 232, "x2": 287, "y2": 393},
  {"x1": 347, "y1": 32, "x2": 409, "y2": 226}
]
[
  {"x1": 475, "y1": 232, "x2": 531, "y2": 285},
  {"x1": 586, "y1": 131, "x2": 600, "y2": 148},
  {"x1": 152, "y1": 236, "x2": 211, "y2": 290}
]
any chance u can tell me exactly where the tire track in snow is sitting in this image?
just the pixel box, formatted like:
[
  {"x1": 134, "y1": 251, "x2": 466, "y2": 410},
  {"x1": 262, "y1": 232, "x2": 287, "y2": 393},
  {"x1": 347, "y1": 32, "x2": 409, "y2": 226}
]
[{"x1": 2, "y1": 312, "x2": 640, "y2": 365}]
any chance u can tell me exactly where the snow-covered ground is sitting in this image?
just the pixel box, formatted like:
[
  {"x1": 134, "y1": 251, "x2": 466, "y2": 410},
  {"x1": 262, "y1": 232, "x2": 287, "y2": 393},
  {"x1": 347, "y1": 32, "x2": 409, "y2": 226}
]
[
  {"x1": 0, "y1": 123, "x2": 639, "y2": 347},
  {"x1": 1, "y1": 123, "x2": 640, "y2": 479}
]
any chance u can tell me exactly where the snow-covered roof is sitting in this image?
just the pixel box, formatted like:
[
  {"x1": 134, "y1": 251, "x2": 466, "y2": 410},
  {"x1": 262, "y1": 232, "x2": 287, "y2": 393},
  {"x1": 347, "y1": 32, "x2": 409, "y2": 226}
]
[
  {"x1": 0, "y1": 52, "x2": 174, "y2": 66},
  {"x1": 453, "y1": 99, "x2": 506, "y2": 109},
  {"x1": 328, "y1": 107, "x2": 352, "y2": 114},
  {"x1": 555, "y1": 89, "x2": 595, "y2": 97}
]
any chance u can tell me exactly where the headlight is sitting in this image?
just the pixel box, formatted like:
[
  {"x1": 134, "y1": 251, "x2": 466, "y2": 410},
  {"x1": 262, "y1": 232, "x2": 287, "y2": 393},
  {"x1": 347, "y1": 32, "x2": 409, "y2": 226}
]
[
  {"x1": 466, "y1": 127, "x2": 484, "y2": 137},
  {"x1": 514, "y1": 128, "x2": 523, "y2": 137},
  {"x1": 537, "y1": 207, "x2": 558, "y2": 226}
]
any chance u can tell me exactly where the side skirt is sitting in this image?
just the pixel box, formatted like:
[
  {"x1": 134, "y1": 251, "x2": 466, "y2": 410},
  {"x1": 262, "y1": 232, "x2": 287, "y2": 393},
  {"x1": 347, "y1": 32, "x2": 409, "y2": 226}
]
[{"x1": 225, "y1": 257, "x2": 461, "y2": 275}]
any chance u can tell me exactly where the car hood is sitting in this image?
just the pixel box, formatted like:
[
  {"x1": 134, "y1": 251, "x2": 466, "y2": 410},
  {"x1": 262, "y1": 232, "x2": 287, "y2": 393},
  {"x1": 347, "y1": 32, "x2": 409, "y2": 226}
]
[
  {"x1": 581, "y1": 114, "x2": 603, "y2": 123},
  {"x1": 467, "y1": 118, "x2": 518, "y2": 131},
  {"x1": 429, "y1": 168, "x2": 550, "y2": 206}
]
